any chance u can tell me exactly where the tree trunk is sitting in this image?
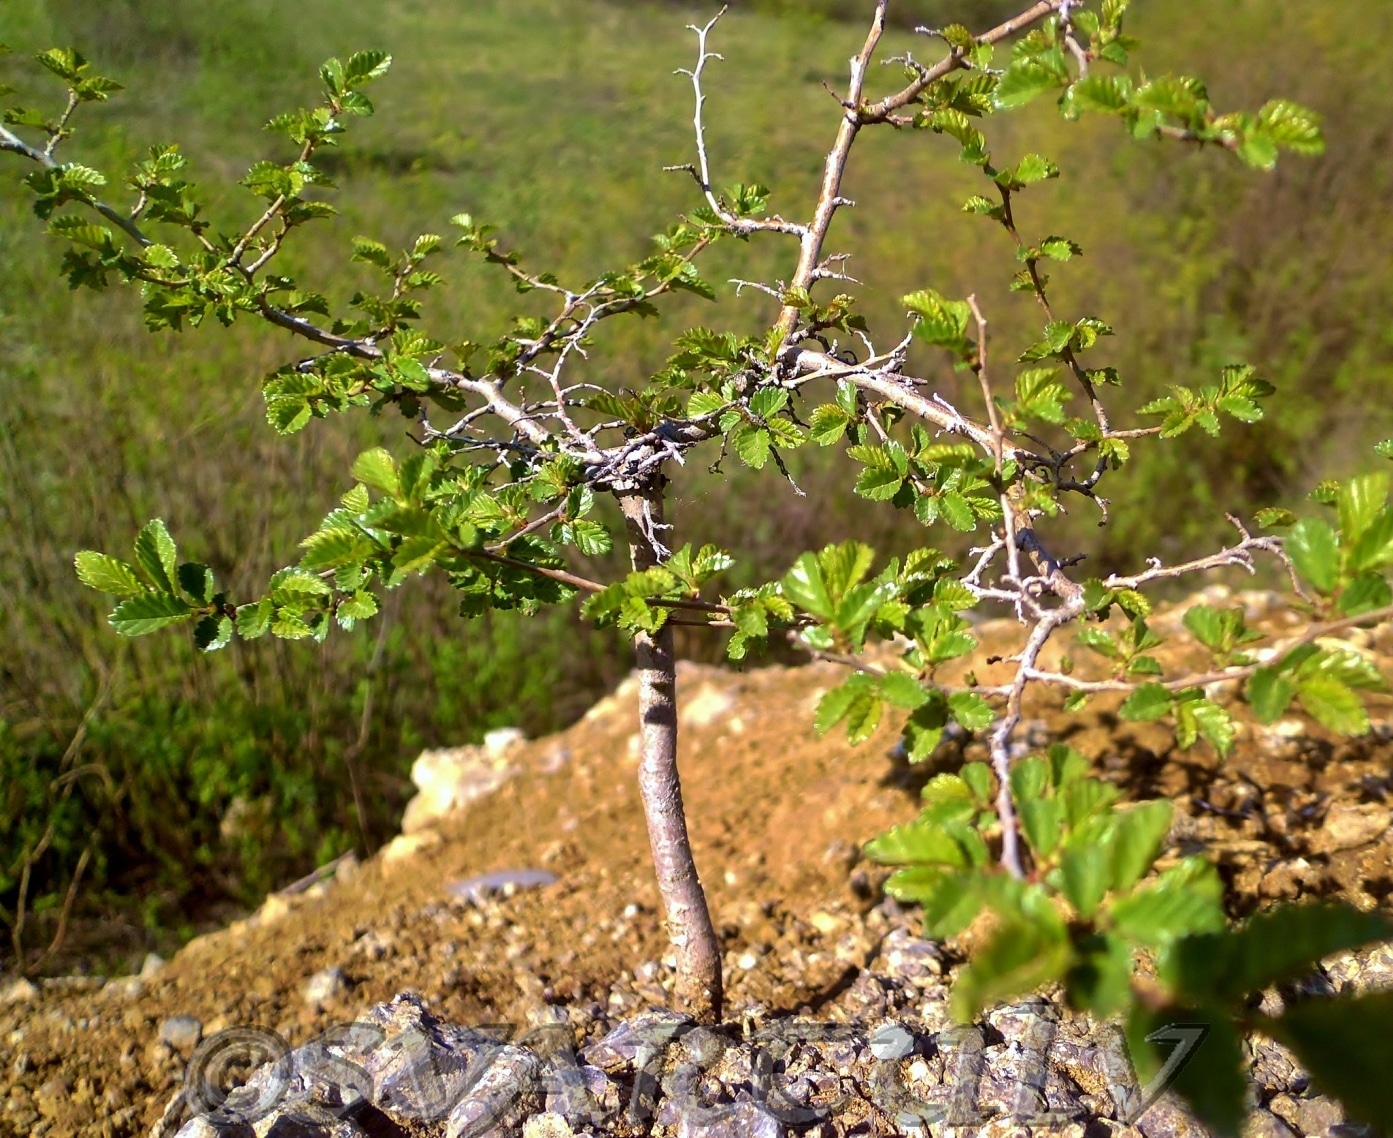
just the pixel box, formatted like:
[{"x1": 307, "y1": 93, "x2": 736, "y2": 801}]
[{"x1": 618, "y1": 485, "x2": 723, "y2": 1024}]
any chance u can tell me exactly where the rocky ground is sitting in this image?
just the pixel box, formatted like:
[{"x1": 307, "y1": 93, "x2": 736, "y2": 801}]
[{"x1": 2, "y1": 586, "x2": 1392, "y2": 1137}]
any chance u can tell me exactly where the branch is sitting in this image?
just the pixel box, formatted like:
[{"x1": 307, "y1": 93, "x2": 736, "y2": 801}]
[
  {"x1": 672, "y1": 9, "x2": 807, "y2": 239},
  {"x1": 1025, "y1": 602, "x2": 1393, "y2": 695},
  {"x1": 0, "y1": 123, "x2": 152, "y2": 247}
]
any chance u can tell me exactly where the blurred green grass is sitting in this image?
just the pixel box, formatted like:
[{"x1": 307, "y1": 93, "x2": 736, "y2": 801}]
[{"x1": 2, "y1": 0, "x2": 1390, "y2": 969}]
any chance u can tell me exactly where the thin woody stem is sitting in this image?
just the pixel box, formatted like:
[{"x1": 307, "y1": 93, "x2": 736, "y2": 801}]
[{"x1": 620, "y1": 485, "x2": 723, "y2": 1024}]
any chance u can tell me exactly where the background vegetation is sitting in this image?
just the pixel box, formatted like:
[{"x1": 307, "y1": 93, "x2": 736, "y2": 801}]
[{"x1": 2, "y1": 0, "x2": 1390, "y2": 971}]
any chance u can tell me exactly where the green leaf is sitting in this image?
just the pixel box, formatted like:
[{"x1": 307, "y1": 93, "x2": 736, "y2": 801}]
[
  {"x1": 344, "y1": 49, "x2": 392, "y2": 85},
  {"x1": 1286, "y1": 517, "x2": 1339, "y2": 593},
  {"x1": 878, "y1": 671, "x2": 930, "y2": 710},
  {"x1": 1337, "y1": 472, "x2": 1389, "y2": 546},
  {"x1": 952, "y1": 908, "x2": 1071, "y2": 1021},
  {"x1": 1254, "y1": 507, "x2": 1296, "y2": 529},
  {"x1": 995, "y1": 58, "x2": 1068, "y2": 110},
  {"x1": 235, "y1": 599, "x2": 273, "y2": 639},
  {"x1": 783, "y1": 553, "x2": 833, "y2": 620},
  {"x1": 903, "y1": 289, "x2": 971, "y2": 353},
  {"x1": 688, "y1": 391, "x2": 725, "y2": 418},
  {"x1": 1119, "y1": 682, "x2": 1171, "y2": 722},
  {"x1": 337, "y1": 590, "x2": 379, "y2": 622},
  {"x1": 351, "y1": 448, "x2": 400, "y2": 498},
  {"x1": 1247, "y1": 666, "x2": 1296, "y2": 723},
  {"x1": 1066, "y1": 932, "x2": 1133, "y2": 1018},
  {"x1": 731, "y1": 424, "x2": 772, "y2": 470},
  {"x1": 1010, "y1": 152, "x2": 1060, "y2": 186},
  {"x1": 132, "y1": 518, "x2": 178, "y2": 593},
  {"x1": 866, "y1": 820, "x2": 969, "y2": 868},
  {"x1": 1267, "y1": 992, "x2": 1393, "y2": 1132},
  {"x1": 1164, "y1": 903, "x2": 1393, "y2": 1006},
  {"x1": 194, "y1": 613, "x2": 233, "y2": 652},
  {"x1": 109, "y1": 591, "x2": 194, "y2": 636},
  {"x1": 567, "y1": 519, "x2": 611, "y2": 557},
  {"x1": 1018, "y1": 797, "x2": 1063, "y2": 860},
  {"x1": 749, "y1": 387, "x2": 788, "y2": 419},
  {"x1": 1257, "y1": 99, "x2": 1323, "y2": 155},
  {"x1": 1109, "y1": 858, "x2": 1225, "y2": 947},
  {"x1": 902, "y1": 700, "x2": 947, "y2": 761},
  {"x1": 814, "y1": 675, "x2": 881, "y2": 742},
  {"x1": 300, "y1": 528, "x2": 369, "y2": 571},
  {"x1": 177, "y1": 562, "x2": 214, "y2": 605},
  {"x1": 1190, "y1": 700, "x2": 1235, "y2": 757},
  {"x1": 74, "y1": 552, "x2": 145, "y2": 597},
  {"x1": 1070, "y1": 74, "x2": 1131, "y2": 113},
  {"x1": 809, "y1": 404, "x2": 851, "y2": 445},
  {"x1": 854, "y1": 464, "x2": 904, "y2": 501},
  {"x1": 947, "y1": 691, "x2": 994, "y2": 731},
  {"x1": 1060, "y1": 842, "x2": 1111, "y2": 917},
  {"x1": 1127, "y1": 1004, "x2": 1246, "y2": 1138},
  {"x1": 1009, "y1": 754, "x2": 1048, "y2": 803},
  {"x1": 1103, "y1": 800, "x2": 1171, "y2": 893},
  {"x1": 885, "y1": 867, "x2": 982, "y2": 939},
  {"x1": 1296, "y1": 675, "x2": 1368, "y2": 735}
]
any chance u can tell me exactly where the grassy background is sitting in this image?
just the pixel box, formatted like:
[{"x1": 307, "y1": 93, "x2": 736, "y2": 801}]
[{"x1": 2, "y1": 0, "x2": 1391, "y2": 970}]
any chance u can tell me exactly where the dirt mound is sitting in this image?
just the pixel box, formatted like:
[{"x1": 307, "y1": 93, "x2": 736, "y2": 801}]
[{"x1": 2, "y1": 587, "x2": 1391, "y2": 1137}]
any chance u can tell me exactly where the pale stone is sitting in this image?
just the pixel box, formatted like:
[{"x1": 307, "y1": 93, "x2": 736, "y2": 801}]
[
  {"x1": 679, "y1": 682, "x2": 736, "y2": 729},
  {"x1": 2, "y1": 977, "x2": 38, "y2": 1004},
  {"x1": 484, "y1": 726, "x2": 526, "y2": 757},
  {"x1": 381, "y1": 829, "x2": 442, "y2": 864},
  {"x1": 523, "y1": 1112, "x2": 575, "y2": 1138},
  {"x1": 401, "y1": 745, "x2": 522, "y2": 833},
  {"x1": 1313, "y1": 803, "x2": 1390, "y2": 853}
]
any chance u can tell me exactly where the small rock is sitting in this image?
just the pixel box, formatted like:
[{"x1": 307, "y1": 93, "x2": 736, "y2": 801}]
[
  {"x1": 1244, "y1": 1109, "x2": 1298, "y2": 1138},
  {"x1": 446, "y1": 869, "x2": 557, "y2": 905},
  {"x1": 677, "y1": 1100, "x2": 785, "y2": 1138},
  {"x1": 581, "y1": 1009, "x2": 693, "y2": 1072},
  {"x1": 484, "y1": 726, "x2": 527, "y2": 757},
  {"x1": 679, "y1": 682, "x2": 736, "y2": 729},
  {"x1": 303, "y1": 967, "x2": 347, "y2": 1008},
  {"x1": 1313, "y1": 804, "x2": 1391, "y2": 854},
  {"x1": 523, "y1": 1112, "x2": 575, "y2": 1138},
  {"x1": 35, "y1": 1076, "x2": 69, "y2": 1104},
  {"x1": 159, "y1": 1015, "x2": 203, "y2": 1054},
  {"x1": 446, "y1": 1045, "x2": 541, "y2": 1138},
  {"x1": 1294, "y1": 1095, "x2": 1343, "y2": 1135},
  {"x1": 868, "y1": 1022, "x2": 915, "y2": 1061},
  {"x1": 353, "y1": 929, "x2": 394, "y2": 962},
  {"x1": 140, "y1": 952, "x2": 167, "y2": 979},
  {"x1": 402, "y1": 745, "x2": 523, "y2": 834},
  {"x1": 256, "y1": 892, "x2": 293, "y2": 925},
  {"x1": 381, "y1": 829, "x2": 442, "y2": 863},
  {"x1": 106, "y1": 976, "x2": 143, "y2": 1001},
  {"x1": 2, "y1": 977, "x2": 38, "y2": 1004}
]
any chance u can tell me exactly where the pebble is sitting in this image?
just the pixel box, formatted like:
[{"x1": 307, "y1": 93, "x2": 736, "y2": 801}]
[
  {"x1": 158, "y1": 1015, "x2": 203, "y2": 1053},
  {"x1": 523, "y1": 1112, "x2": 576, "y2": 1138},
  {"x1": 140, "y1": 952, "x2": 167, "y2": 979},
  {"x1": 302, "y1": 966, "x2": 347, "y2": 1008},
  {"x1": 1312, "y1": 804, "x2": 1391, "y2": 854},
  {"x1": 1, "y1": 977, "x2": 38, "y2": 1004},
  {"x1": 446, "y1": 868, "x2": 558, "y2": 904},
  {"x1": 484, "y1": 726, "x2": 527, "y2": 756}
]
